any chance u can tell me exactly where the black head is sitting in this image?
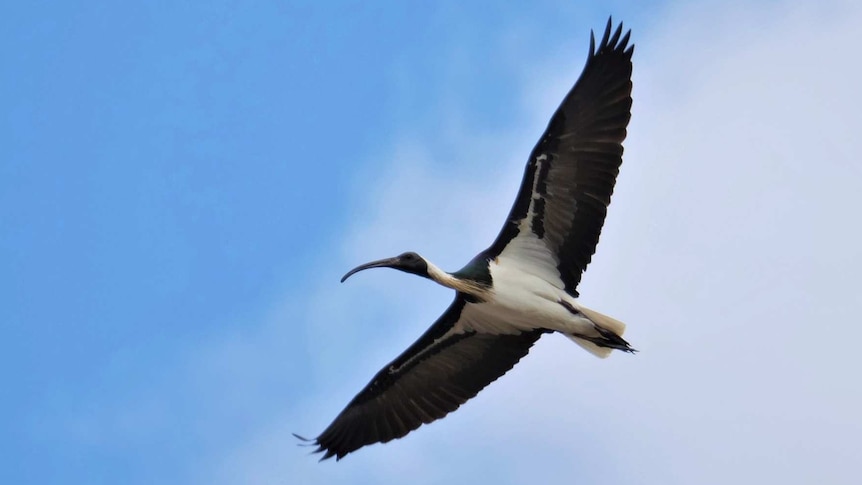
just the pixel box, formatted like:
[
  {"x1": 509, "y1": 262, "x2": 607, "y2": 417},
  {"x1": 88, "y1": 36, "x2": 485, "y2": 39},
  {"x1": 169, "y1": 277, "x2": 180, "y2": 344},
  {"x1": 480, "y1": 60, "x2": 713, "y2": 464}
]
[{"x1": 341, "y1": 252, "x2": 429, "y2": 283}]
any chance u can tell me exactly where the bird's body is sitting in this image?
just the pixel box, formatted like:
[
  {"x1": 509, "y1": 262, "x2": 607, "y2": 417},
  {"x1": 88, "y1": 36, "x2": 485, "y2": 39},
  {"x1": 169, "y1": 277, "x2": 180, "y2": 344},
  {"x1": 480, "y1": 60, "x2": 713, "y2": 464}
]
[
  {"x1": 299, "y1": 18, "x2": 636, "y2": 460},
  {"x1": 431, "y1": 252, "x2": 629, "y2": 355}
]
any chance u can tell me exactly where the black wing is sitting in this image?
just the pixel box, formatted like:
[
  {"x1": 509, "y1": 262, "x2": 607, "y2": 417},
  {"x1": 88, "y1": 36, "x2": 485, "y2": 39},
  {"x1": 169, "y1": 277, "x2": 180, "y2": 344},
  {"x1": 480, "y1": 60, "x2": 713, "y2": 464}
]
[
  {"x1": 486, "y1": 18, "x2": 634, "y2": 296},
  {"x1": 301, "y1": 297, "x2": 545, "y2": 460}
]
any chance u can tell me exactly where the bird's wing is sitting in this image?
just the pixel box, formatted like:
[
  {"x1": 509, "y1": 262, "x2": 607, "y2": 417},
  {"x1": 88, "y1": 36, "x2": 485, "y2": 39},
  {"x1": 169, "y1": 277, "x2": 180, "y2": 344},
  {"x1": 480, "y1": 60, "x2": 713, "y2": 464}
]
[
  {"x1": 486, "y1": 18, "x2": 634, "y2": 297},
  {"x1": 302, "y1": 296, "x2": 545, "y2": 460}
]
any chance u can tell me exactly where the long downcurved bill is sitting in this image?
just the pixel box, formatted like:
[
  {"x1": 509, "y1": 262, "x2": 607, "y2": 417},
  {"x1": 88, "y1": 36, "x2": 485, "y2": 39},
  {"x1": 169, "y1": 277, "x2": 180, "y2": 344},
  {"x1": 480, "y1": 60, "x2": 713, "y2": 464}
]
[{"x1": 340, "y1": 257, "x2": 400, "y2": 283}]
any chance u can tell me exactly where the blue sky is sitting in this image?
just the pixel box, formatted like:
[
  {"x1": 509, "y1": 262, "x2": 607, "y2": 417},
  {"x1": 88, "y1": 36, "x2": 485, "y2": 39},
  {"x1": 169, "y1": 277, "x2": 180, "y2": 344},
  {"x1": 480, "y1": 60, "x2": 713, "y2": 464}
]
[{"x1": 3, "y1": 1, "x2": 862, "y2": 484}]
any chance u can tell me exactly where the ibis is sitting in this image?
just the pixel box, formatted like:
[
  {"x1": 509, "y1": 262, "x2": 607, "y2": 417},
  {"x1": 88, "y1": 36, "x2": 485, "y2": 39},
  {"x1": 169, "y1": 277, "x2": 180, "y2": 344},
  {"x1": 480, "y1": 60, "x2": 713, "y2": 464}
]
[{"x1": 300, "y1": 18, "x2": 635, "y2": 460}]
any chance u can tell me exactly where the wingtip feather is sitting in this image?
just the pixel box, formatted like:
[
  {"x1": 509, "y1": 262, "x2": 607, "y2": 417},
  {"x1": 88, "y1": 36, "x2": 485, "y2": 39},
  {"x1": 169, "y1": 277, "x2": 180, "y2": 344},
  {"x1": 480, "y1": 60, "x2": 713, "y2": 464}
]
[
  {"x1": 589, "y1": 17, "x2": 634, "y2": 60},
  {"x1": 600, "y1": 17, "x2": 612, "y2": 48},
  {"x1": 609, "y1": 21, "x2": 623, "y2": 47}
]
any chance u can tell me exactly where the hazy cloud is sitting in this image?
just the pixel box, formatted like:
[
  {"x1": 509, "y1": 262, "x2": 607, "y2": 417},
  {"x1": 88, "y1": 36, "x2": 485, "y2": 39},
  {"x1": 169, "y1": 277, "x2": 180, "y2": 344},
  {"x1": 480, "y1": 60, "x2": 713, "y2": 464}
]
[{"x1": 212, "y1": 1, "x2": 862, "y2": 483}]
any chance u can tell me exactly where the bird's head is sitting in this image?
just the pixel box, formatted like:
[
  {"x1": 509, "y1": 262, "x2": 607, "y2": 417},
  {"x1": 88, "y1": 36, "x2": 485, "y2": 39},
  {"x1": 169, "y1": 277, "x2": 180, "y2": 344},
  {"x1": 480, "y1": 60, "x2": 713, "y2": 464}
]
[{"x1": 341, "y1": 251, "x2": 429, "y2": 283}]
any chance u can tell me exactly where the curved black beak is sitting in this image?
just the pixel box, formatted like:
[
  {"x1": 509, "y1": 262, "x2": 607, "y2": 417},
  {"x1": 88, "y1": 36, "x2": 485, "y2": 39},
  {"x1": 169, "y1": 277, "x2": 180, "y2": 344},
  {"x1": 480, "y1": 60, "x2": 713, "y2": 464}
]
[{"x1": 340, "y1": 257, "x2": 401, "y2": 283}]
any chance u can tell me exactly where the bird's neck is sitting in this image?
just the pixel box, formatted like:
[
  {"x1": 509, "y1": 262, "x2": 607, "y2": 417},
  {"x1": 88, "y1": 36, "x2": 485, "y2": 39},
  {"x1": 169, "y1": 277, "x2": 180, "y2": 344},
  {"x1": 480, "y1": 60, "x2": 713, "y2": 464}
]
[{"x1": 425, "y1": 261, "x2": 490, "y2": 298}]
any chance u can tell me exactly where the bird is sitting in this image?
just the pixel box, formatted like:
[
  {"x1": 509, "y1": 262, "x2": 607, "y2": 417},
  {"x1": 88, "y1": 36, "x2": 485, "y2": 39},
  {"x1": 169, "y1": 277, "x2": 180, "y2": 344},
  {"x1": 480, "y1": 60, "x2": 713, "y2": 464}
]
[{"x1": 297, "y1": 17, "x2": 635, "y2": 461}]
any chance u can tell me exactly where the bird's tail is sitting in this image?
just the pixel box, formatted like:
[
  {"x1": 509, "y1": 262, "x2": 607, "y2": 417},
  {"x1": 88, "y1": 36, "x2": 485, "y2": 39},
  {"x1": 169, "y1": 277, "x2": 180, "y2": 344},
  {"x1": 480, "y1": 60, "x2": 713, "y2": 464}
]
[{"x1": 567, "y1": 306, "x2": 634, "y2": 358}]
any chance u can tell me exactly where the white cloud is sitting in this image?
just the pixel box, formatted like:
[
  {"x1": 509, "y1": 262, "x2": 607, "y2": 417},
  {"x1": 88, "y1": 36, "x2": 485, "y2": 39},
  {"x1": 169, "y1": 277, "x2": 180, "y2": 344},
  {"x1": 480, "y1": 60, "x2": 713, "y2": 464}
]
[{"x1": 210, "y1": 1, "x2": 862, "y2": 483}]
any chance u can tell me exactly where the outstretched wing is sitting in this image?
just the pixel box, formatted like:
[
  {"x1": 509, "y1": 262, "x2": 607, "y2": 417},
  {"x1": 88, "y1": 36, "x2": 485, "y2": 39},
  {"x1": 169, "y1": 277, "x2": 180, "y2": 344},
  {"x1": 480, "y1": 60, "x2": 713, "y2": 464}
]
[
  {"x1": 301, "y1": 297, "x2": 545, "y2": 460},
  {"x1": 486, "y1": 18, "x2": 634, "y2": 296}
]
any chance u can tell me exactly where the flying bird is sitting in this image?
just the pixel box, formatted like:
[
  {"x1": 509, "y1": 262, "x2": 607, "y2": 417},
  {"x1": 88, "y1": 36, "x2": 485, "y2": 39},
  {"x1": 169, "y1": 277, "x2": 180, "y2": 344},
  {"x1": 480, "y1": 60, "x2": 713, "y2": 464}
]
[{"x1": 299, "y1": 18, "x2": 635, "y2": 460}]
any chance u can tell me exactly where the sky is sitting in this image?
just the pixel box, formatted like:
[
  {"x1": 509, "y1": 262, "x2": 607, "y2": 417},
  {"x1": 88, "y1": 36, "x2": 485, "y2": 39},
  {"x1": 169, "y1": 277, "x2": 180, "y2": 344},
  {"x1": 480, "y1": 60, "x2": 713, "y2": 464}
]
[{"x1": 2, "y1": 0, "x2": 861, "y2": 484}]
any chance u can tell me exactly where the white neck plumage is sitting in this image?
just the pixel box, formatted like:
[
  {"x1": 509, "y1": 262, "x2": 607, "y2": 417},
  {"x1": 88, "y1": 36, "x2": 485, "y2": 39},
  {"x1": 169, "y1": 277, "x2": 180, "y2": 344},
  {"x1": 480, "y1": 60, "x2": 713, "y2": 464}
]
[{"x1": 425, "y1": 260, "x2": 490, "y2": 299}]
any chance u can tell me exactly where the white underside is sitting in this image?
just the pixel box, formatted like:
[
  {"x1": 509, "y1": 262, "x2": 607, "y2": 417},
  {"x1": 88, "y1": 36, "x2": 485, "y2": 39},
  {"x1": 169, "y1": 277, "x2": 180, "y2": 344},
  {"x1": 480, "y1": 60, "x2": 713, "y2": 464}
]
[{"x1": 448, "y1": 259, "x2": 626, "y2": 358}]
